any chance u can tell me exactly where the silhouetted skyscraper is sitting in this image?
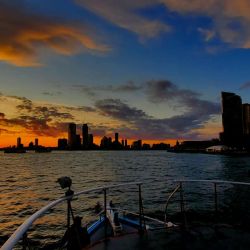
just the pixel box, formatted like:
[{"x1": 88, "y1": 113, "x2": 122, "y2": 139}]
[
  {"x1": 35, "y1": 138, "x2": 39, "y2": 147},
  {"x1": 68, "y1": 123, "x2": 76, "y2": 148},
  {"x1": 100, "y1": 136, "x2": 112, "y2": 149},
  {"x1": 243, "y1": 103, "x2": 250, "y2": 148},
  {"x1": 75, "y1": 134, "x2": 81, "y2": 148},
  {"x1": 17, "y1": 137, "x2": 21, "y2": 148},
  {"x1": 131, "y1": 140, "x2": 142, "y2": 150},
  {"x1": 58, "y1": 138, "x2": 67, "y2": 149},
  {"x1": 115, "y1": 133, "x2": 119, "y2": 143},
  {"x1": 82, "y1": 124, "x2": 88, "y2": 148},
  {"x1": 221, "y1": 92, "x2": 243, "y2": 147},
  {"x1": 243, "y1": 104, "x2": 250, "y2": 136},
  {"x1": 88, "y1": 134, "x2": 93, "y2": 146}
]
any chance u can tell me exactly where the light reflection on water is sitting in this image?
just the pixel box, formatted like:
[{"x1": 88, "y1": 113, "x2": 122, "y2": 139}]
[{"x1": 1, "y1": 151, "x2": 250, "y2": 247}]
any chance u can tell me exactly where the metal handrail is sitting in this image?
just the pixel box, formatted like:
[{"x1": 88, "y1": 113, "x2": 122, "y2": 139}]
[
  {"x1": 164, "y1": 184, "x2": 180, "y2": 223},
  {"x1": 174, "y1": 179, "x2": 250, "y2": 186},
  {"x1": 164, "y1": 179, "x2": 250, "y2": 224},
  {"x1": 1, "y1": 182, "x2": 142, "y2": 250},
  {"x1": 115, "y1": 208, "x2": 166, "y2": 225}
]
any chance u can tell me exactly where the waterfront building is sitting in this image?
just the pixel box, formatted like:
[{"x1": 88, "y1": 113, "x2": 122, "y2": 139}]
[
  {"x1": 35, "y1": 138, "x2": 39, "y2": 148},
  {"x1": 131, "y1": 140, "x2": 142, "y2": 150},
  {"x1": 243, "y1": 103, "x2": 250, "y2": 148},
  {"x1": 68, "y1": 123, "x2": 76, "y2": 148},
  {"x1": 115, "y1": 133, "x2": 119, "y2": 143},
  {"x1": 179, "y1": 140, "x2": 219, "y2": 151},
  {"x1": 243, "y1": 104, "x2": 250, "y2": 135},
  {"x1": 82, "y1": 124, "x2": 89, "y2": 148},
  {"x1": 221, "y1": 92, "x2": 243, "y2": 147},
  {"x1": 17, "y1": 137, "x2": 22, "y2": 148},
  {"x1": 112, "y1": 132, "x2": 123, "y2": 149},
  {"x1": 88, "y1": 134, "x2": 93, "y2": 147},
  {"x1": 152, "y1": 143, "x2": 171, "y2": 150},
  {"x1": 100, "y1": 136, "x2": 111, "y2": 149},
  {"x1": 58, "y1": 138, "x2": 67, "y2": 150},
  {"x1": 75, "y1": 134, "x2": 81, "y2": 148},
  {"x1": 142, "y1": 143, "x2": 150, "y2": 150},
  {"x1": 29, "y1": 141, "x2": 34, "y2": 149}
]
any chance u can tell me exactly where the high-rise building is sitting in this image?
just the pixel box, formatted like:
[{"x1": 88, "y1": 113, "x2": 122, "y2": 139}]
[
  {"x1": 68, "y1": 123, "x2": 76, "y2": 148},
  {"x1": 131, "y1": 140, "x2": 142, "y2": 150},
  {"x1": 88, "y1": 134, "x2": 93, "y2": 146},
  {"x1": 35, "y1": 138, "x2": 39, "y2": 148},
  {"x1": 58, "y1": 138, "x2": 67, "y2": 149},
  {"x1": 243, "y1": 103, "x2": 250, "y2": 148},
  {"x1": 115, "y1": 133, "x2": 119, "y2": 143},
  {"x1": 75, "y1": 134, "x2": 81, "y2": 148},
  {"x1": 243, "y1": 104, "x2": 250, "y2": 135},
  {"x1": 82, "y1": 124, "x2": 88, "y2": 148},
  {"x1": 100, "y1": 136, "x2": 110, "y2": 149},
  {"x1": 17, "y1": 137, "x2": 21, "y2": 148},
  {"x1": 221, "y1": 92, "x2": 243, "y2": 147}
]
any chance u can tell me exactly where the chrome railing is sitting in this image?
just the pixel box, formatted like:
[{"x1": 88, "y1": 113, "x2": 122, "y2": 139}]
[
  {"x1": 1, "y1": 182, "x2": 142, "y2": 250},
  {"x1": 164, "y1": 179, "x2": 250, "y2": 225}
]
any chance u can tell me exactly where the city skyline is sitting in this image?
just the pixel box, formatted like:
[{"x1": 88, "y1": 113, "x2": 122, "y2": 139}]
[
  {"x1": 3, "y1": 89, "x2": 250, "y2": 151},
  {"x1": 2, "y1": 1, "x2": 250, "y2": 147},
  {"x1": 4, "y1": 123, "x2": 171, "y2": 151}
]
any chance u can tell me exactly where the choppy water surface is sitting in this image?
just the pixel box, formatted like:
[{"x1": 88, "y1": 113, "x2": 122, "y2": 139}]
[{"x1": 1, "y1": 151, "x2": 250, "y2": 248}]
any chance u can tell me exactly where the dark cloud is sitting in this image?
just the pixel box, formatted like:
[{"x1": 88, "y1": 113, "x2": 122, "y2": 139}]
[
  {"x1": 3, "y1": 116, "x2": 69, "y2": 137},
  {"x1": 83, "y1": 124, "x2": 107, "y2": 136},
  {"x1": 145, "y1": 80, "x2": 199, "y2": 103},
  {"x1": 63, "y1": 105, "x2": 96, "y2": 113},
  {"x1": 239, "y1": 81, "x2": 250, "y2": 90},
  {"x1": 72, "y1": 82, "x2": 142, "y2": 97},
  {"x1": 95, "y1": 99, "x2": 149, "y2": 121},
  {"x1": 42, "y1": 91, "x2": 62, "y2": 96},
  {"x1": 12, "y1": 96, "x2": 74, "y2": 120},
  {"x1": 33, "y1": 106, "x2": 74, "y2": 120},
  {"x1": 1, "y1": 114, "x2": 68, "y2": 137},
  {"x1": 94, "y1": 95, "x2": 220, "y2": 140},
  {"x1": 15, "y1": 97, "x2": 33, "y2": 111},
  {"x1": 0, "y1": 95, "x2": 75, "y2": 137},
  {"x1": 113, "y1": 82, "x2": 142, "y2": 92},
  {"x1": 145, "y1": 79, "x2": 220, "y2": 116},
  {"x1": 72, "y1": 85, "x2": 96, "y2": 97},
  {"x1": 74, "y1": 106, "x2": 96, "y2": 112}
]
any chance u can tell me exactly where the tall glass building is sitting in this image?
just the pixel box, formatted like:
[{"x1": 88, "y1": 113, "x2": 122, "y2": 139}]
[{"x1": 221, "y1": 92, "x2": 243, "y2": 147}]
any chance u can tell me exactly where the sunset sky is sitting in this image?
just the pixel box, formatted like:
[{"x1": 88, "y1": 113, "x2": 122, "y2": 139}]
[{"x1": 1, "y1": 0, "x2": 250, "y2": 147}]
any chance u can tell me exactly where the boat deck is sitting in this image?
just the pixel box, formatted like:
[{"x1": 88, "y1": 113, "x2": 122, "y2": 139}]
[{"x1": 88, "y1": 224, "x2": 250, "y2": 250}]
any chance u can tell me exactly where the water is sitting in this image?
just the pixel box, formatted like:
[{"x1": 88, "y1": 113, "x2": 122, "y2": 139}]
[{"x1": 1, "y1": 151, "x2": 250, "y2": 248}]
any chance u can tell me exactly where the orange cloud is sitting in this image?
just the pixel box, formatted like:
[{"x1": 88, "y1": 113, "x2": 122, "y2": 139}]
[{"x1": 0, "y1": 2, "x2": 109, "y2": 67}]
